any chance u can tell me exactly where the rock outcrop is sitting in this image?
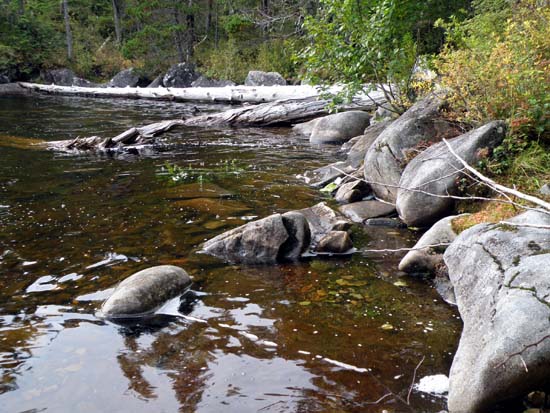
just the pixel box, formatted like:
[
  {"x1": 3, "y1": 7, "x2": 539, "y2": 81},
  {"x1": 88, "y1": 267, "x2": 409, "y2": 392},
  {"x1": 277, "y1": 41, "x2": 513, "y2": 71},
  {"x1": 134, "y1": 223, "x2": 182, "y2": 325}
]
[
  {"x1": 310, "y1": 111, "x2": 371, "y2": 144},
  {"x1": 396, "y1": 121, "x2": 506, "y2": 227},
  {"x1": 364, "y1": 93, "x2": 458, "y2": 203},
  {"x1": 244, "y1": 71, "x2": 286, "y2": 86},
  {"x1": 100, "y1": 265, "x2": 192, "y2": 318},
  {"x1": 40, "y1": 68, "x2": 96, "y2": 87},
  {"x1": 444, "y1": 210, "x2": 550, "y2": 412}
]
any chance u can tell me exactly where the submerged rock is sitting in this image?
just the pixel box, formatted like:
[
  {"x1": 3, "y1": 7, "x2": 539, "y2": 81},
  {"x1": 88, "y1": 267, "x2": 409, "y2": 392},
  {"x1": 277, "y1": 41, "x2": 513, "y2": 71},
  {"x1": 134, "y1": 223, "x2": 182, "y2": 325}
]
[
  {"x1": 100, "y1": 265, "x2": 191, "y2": 318},
  {"x1": 244, "y1": 70, "x2": 286, "y2": 86},
  {"x1": 399, "y1": 215, "x2": 465, "y2": 274},
  {"x1": 339, "y1": 200, "x2": 395, "y2": 223},
  {"x1": 315, "y1": 230, "x2": 353, "y2": 254},
  {"x1": 163, "y1": 63, "x2": 200, "y2": 88},
  {"x1": 310, "y1": 111, "x2": 371, "y2": 144},
  {"x1": 302, "y1": 161, "x2": 355, "y2": 188},
  {"x1": 397, "y1": 121, "x2": 506, "y2": 227},
  {"x1": 444, "y1": 210, "x2": 550, "y2": 412},
  {"x1": 364, "y1": 93, "x2": 459, "y2": 203},
  {"x1": 201, "y1": 212, "x2": 310, "y2": 264}
]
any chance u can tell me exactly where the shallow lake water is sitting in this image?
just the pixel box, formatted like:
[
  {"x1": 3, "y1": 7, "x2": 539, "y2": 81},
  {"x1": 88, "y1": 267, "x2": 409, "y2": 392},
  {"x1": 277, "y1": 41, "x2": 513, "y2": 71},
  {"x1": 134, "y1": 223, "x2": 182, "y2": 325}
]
[{"x1": 0, "y1": 95, "x2": 461, "y2": 413}]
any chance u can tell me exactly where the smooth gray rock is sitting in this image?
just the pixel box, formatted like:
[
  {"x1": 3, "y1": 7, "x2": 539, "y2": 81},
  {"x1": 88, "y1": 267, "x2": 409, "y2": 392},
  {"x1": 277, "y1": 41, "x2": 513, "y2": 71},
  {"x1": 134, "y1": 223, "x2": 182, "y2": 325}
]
[
  {"x1": 147, "y1": 74, "x2": 164, "y2": 88},
  {"x1": 334, "y1": 179, "x2": 371, "y2": 204},
  {"x1": 398, "y1": 215, "x2": 464, "y2": 274},
  {"x1": 339, "y1": 200, "x2": 395, "y2": 223},
  {"x1": 100, "y1": 265, "x2": 191, "y2": 318},
  {"x1": 397, "y1": 121, "x2": 506, "y2": 227},
  {"x1": 244, "y1": 70, "x2": 286, "y2": 86},
  {"x1": 315, "y1": 231, "x2": 353, "y2": 253},
  {"x1": 191, "y1": 75, "x2": 235, "y2": 87},
  {"x1": 302, "y1": 161, "x2": 355, "y2": 188},
  {"x1": 444, "y1": 210, "x2": 550, "y2": 413},
  {"x1": 0, "y1": 74, "x2": 10, "y2": 84},
  {"x1": 310, "y1": 111, "x2": 371, "y2": 144},
  {"x1": 201, "y1": 213, "x2": 289, "y2": 264},
  {"x1": 341, "y1": 120, "x2": 392, "y2": 168},
  {"x1": 279, "y1": 211, "x2": 311, "y2": 260},
  {"x1": 108, "y1": 68, "x2": 144, "y2": 87},
  {"x1": 163, "y1": 63, "x2": 200, "y2": 88},
  {"x1": 364, "y1": 93, "x2": 458, "y2": 203},
  {"x1": 293, "y1": 118, "x2": 321, "y2": 137},
  {"x1": 540, "y1": 184, "x2": 550, "y2": 196},
  {"x1": 299, "y1": 202, "x2": 350, "y2": 244}
]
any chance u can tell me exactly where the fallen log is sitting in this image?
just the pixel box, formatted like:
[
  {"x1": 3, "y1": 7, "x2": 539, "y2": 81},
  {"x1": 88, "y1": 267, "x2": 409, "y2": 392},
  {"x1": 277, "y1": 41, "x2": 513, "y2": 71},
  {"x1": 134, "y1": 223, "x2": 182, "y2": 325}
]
[
  {"x1": 18, "y1": 82, "x2": 383, "y2": 104},
  {"x1": 45, "y1": 95, "x2": 384, "y2": 152}
]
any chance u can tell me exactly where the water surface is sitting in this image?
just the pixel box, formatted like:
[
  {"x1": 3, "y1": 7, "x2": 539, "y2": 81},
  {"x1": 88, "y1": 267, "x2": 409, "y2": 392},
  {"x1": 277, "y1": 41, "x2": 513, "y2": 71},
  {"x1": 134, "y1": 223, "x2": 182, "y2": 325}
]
[{"x1": 0, "y1": 95, "x2": 460, "y2": 412}]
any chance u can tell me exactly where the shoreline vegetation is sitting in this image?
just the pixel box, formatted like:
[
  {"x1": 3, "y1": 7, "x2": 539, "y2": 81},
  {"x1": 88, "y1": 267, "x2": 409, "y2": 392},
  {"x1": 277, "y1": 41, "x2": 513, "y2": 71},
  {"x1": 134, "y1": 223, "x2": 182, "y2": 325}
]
[{"x1": 2, "y1": 0, "x2": 550, "y2": 412}]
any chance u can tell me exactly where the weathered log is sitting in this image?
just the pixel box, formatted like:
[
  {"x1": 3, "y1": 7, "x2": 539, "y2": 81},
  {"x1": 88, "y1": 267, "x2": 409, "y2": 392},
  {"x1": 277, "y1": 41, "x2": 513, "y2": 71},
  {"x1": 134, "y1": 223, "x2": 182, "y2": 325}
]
[
  {"x1": 18, "y1": 82, "x2": 384, "y2": 105},
  {"x1": 45, "y1": 96, "x2": 384, "y2": 152}
]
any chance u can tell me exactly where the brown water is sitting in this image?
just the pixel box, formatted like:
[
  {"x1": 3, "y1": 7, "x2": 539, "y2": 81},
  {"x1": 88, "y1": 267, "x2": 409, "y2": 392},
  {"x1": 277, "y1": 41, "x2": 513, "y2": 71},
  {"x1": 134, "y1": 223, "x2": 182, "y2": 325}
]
[{"x1": 0, "y1": 95, "x2": 460, "y2": 413}]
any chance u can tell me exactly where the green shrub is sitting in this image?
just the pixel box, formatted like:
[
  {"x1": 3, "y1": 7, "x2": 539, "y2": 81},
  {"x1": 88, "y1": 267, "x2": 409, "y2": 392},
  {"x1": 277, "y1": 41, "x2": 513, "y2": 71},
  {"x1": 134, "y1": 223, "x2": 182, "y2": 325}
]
[{"x1": 437, "y1": 1, "x2": 550, "y2": 141}]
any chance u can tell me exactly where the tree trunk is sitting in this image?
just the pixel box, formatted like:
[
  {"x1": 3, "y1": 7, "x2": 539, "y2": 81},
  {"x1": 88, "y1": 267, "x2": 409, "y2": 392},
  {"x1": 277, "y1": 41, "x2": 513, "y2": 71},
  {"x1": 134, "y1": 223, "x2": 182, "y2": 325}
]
[
  {"x1": 185, "y1": 0, "x2": 195, "y2": 61},
  {"x1": 173, "y1": 2, "x2": 185, "y2": 62},
  {"x1": 62, "y1": 0, "x2": 73, "y2": 60},
  {"x1": 206, "y1": 0, "x2": 213, "y2": 33},
  {"x1": 112, "y1": 0, "x2": 122, "y2": 44}
]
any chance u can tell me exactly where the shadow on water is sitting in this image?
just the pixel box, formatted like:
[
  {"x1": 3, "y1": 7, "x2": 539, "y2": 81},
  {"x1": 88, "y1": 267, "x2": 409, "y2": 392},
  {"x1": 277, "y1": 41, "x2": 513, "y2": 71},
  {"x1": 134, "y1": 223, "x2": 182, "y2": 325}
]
[{"x1": 0, "y1": 95, "x2": 462, "y2": 412}]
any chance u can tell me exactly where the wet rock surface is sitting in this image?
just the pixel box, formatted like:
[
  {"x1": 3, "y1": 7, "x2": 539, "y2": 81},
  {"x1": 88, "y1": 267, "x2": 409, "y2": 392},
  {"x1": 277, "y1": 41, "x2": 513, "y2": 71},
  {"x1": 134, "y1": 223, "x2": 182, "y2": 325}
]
[
  {"x1": 100, "y1": 265, "x2": 192, "y2": 318},
  {"x1": 315, "y1": 231, "x2": 353, "y2": 254},
  {"x1": 444, "y1": 210, "x2": 550, "y2": 413},
  {"x1": 397, "y1": 121, "x2": 506, "y2": 227},
  {"x1": 334, "y1": 179, "x2": 371, "y2": 204},
  {"x1": 339, "y1": 200, "x2": 395, "y2": 223}
]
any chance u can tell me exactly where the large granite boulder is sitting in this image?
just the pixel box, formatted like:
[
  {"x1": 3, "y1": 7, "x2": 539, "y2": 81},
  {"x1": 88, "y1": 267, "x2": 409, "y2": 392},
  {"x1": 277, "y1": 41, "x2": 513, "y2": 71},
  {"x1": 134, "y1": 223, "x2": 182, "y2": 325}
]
[
  {"x1": 293, "y1": 118, "x2": 321, "y2": 137},
  {"x1": 244, "y1": 70, "x2": 286, "y2": 86},
  {"x1": 107, "y1": 68, "x2": 145, "y2": 87},
  {"x1": 201, "y1": 212, "x2": 310, "y2": 264},
  {"x1": 147, "y1": 74, "x2": 164, "y2": 88},
  {"x1": 40, "y1": 68, "x2": 77, "y2": 86},
  {"x1": 444, "y1": 210, "x2": 550, "y2": 412},
  {"x1": 310, "y1": 111, "x2": 371, "y2": 144},
  {"x1": 100, "y1": 265, "x2": 191, "y2": 318},
  {"x1": 163, "y1": 63, "x2": 200, "y2": 88},
  {"x1": 396, "y1": 121, "x2": 506, "y2": 227},
  {"x1": 364, "y1": 93, "x2": 459, "y2": 203},
  {"x1": 191, "y1": 75, "x2": 235, "y2": 87},
  {"x1": 340, "y1": 120, "x2": 392, "y2": 168},
  {"x1": 398, "y1": 215, "x2": 464, "y2": 274}
]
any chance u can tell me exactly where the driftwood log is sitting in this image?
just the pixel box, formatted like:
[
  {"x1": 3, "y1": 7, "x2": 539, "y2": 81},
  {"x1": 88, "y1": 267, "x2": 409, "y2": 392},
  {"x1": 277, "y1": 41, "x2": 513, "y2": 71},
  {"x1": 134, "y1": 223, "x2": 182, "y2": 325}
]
[
  {"x1": 18, "y1": 82, "x2": 383, "y2": 104},
  {"x1": 46, "y1": 95, "x2": 385, "y2": 152}
]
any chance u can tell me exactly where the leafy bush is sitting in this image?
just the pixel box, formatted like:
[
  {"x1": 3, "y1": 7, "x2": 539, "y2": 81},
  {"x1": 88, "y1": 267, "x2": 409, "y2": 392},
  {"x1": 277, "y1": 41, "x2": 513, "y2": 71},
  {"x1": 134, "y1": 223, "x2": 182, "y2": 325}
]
[{"x1": 437, "y1": 1, "x2": 550, "y2": 140}]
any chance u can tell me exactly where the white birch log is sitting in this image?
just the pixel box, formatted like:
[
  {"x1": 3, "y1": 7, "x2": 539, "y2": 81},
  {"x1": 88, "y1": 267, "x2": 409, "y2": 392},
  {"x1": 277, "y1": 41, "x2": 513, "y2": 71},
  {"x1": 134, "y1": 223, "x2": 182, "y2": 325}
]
[{"x1": 18, "y1": 82, "x2": 385, "y2": 105}]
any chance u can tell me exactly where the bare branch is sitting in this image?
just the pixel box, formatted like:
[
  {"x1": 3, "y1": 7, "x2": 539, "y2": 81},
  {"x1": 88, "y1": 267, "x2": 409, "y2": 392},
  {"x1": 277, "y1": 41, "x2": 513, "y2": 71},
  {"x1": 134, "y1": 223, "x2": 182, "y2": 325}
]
[
  {"x1": 496, "y1": 334, "x2": 550, "y2": 370},
  {"x1": 442, "y1": 138, "x2": 550, "y2": 212},
  {"x1": 407, "y1": 356, "x2": 425, "y2": 405}
]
